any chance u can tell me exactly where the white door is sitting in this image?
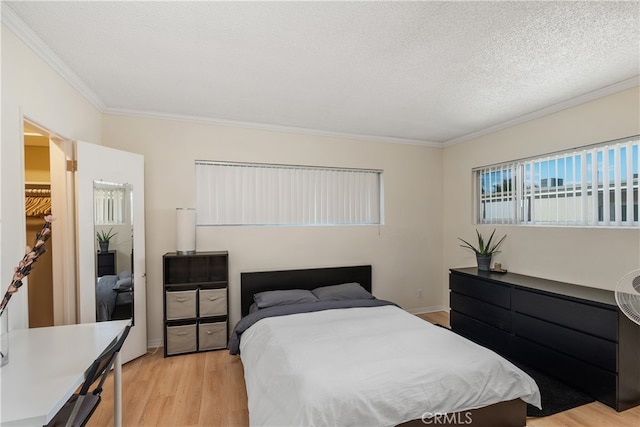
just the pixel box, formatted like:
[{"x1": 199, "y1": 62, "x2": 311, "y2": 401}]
[
  {"x1": 76, "y1": 141, "x2": 146, "y2": 363},
  {"x1": 49, "y1": 138, "x2": 77, "y2": 326}
]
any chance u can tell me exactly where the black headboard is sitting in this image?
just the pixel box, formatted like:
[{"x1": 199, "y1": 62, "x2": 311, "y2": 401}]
[{"x1": 240, "y1": 265, "x2": 372, "y2": 317}]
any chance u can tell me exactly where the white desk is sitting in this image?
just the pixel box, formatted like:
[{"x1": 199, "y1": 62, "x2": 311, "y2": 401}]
[{"x1": 0, "y1": 320, "x2": 130, "y2": 426}]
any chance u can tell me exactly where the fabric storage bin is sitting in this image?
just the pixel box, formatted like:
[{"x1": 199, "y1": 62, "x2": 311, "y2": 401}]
[
  {"x1": 166, "y1": 290, "x2": 197, "y2": 320},
  {"x1": 199, "y1": 288, "x2": 227, "y2": 317},
  {"x1": 166, "y1": 324, "x2": 197, "y2": 355},
  {"x1": 199, "y1": 321, "x2": 227, "y2": 350}
]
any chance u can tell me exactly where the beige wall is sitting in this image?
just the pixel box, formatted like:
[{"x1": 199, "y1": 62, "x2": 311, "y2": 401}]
[
  {"x1": 443, "y1": 86, "x2": 640, "y2": 305},
  {"x1": 24, "y1": 145, "x2": 50, "y2": 182},
  {"x1": 1, "y1": 24, "x2": 102, "y2": 329},
  {"x1": 102, "y1": 114, "x2": 444, "y2": 345}
]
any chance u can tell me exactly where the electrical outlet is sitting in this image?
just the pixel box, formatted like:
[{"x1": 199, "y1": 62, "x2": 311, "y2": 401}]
[{"x1": 418, "y1": 288, "x2": 423, "y2": 298}]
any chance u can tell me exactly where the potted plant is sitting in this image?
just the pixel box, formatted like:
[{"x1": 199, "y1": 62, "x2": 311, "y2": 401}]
[
  {"x1": 458, "y1": 229, "x2": 506, "y2": 271},
  {"x1": 96, "y1": 228, "x2": 117, "y2": 253}
]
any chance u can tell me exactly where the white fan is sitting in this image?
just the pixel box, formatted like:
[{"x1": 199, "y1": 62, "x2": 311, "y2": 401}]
[{"x1": 615, "y1": 270, "x2": 640, "y2": 326}]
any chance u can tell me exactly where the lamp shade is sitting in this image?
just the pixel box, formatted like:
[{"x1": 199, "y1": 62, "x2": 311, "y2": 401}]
[{"x1": 176, "y1": 208, "x2": 196, "y2": 255}]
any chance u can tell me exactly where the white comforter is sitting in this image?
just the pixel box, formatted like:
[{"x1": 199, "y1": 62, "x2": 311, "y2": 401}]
[{"x1": 240, "y1": 305, "x2": 540, "y2": 427}]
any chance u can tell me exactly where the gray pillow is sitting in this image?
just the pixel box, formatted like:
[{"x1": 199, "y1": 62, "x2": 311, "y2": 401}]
[
  {"x1": 254, "y1": 289, "x2": 319, "y2": 309},
  {"x1": 113, "y1": 276, "x2": 132, "y2": 291},
  {"x1": 312, "y1": 282, "x2": 374, "y2": 301}
]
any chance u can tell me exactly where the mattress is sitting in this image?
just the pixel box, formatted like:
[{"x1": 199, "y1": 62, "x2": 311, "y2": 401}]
[{"x1": 239, "y1": 305, "x2": 540, "y2": 426}]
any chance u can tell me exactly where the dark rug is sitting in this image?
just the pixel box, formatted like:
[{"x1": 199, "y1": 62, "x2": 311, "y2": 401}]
[
  {"x1": 517, "y1": 363, "x2": 595, "y2": 417},
  {"x1": 431, "y1": 325, "x2": 594, "y2": 417}
]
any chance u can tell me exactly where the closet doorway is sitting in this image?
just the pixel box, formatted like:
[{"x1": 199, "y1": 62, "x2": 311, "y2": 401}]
[
  {"x1": 24, "y1": 122, "x2": 53, "y2": 327},
  {"x1": 23, "y1": 120, "x2": 76, "y2": 327}
]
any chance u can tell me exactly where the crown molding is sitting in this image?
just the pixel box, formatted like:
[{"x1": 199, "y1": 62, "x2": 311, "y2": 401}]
[
  {"x1": 443, "y1": 76, "x2": 640, "y2": 147},
  {"x1": 103, "y1": 107, "x2": 443, "y2": 147},
  {"x1": 1, "y1": 2, "x2": 106, "y2": 111}
]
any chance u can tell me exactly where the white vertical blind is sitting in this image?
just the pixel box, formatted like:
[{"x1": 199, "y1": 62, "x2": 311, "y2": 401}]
[
  {"x1": 589, "y1": 149, "x2": 599, "y2": 225},
  {"x1": 476, "y1": 162, "x2": 518, "y2": 224},
  {"x1": 195, "y1": 161, "x2": 382, "y2": 225},
  {"x1": 602, "y1": 148, "x2": 610, "y2": 224},
  {"x1": 476, "y1": 136, "x2": 638, "y2": 227},
  {"x1": 581, "y1": 151, "x2": 588, "y2": 225},
  {"x1": 614, "y1": 146, "x2": 622, "y2": 226},
  {"x1": 626, "y1": 141, "x2": 635, "y2": 225},
  {"x1": 94, "y1": 186, "x2": 125, "y2": 224}
]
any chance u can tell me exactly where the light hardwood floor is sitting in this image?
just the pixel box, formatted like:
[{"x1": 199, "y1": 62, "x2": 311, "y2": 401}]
[{"x1": 89, "y1": 312, "x2": 639, "y2": 426}]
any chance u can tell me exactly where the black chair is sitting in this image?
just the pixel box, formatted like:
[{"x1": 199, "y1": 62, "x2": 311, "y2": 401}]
[{"x1": 46, "y1": 324, "x2": 131, "y2": 427}]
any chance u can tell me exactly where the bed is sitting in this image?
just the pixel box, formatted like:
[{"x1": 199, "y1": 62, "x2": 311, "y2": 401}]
[
  {"x1": 232, "y1": 265, "x2": 540, "y2": 427},
  {"x1": 95, "y1": 270, "x2": 133, "y2": 321}
]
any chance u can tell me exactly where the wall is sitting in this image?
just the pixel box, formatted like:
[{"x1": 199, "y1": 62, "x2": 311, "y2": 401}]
[
  {"x1": 24, "y1": 145, "x2": 50, "y2": 182},
  {"x1": 443, "y1": 86, "x2": 640, "y2": 304},
  {"x1": 1, "y1": 24, "x2": 103, "y2": 329},
  {"x1": 102, "y1": 114, "x2": 444, "y2": 346}
]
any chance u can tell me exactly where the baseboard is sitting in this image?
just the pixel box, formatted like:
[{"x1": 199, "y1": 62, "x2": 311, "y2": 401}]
[
  {"x1": 405, "y1": 305, "x2": 449, "y2": 315},
  {"x1": 147, "y1": 339, "x2": 163, "y2": 349}
]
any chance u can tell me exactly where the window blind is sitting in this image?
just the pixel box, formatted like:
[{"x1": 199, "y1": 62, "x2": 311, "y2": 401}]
[
  {"x1": 195, "y1": 161, "x2": 382, "y2": 226},
  {"x1": 477, "y1": 162, "x2": 518, "y2": 224},
  {"x1": 94, "y1": 186, "x2": 126, "y2": 225}
]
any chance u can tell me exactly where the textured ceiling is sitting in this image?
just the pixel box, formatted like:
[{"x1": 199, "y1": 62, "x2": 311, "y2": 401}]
[{"x1": 4, "y1": 1, "x2": 640, "y2": 145}]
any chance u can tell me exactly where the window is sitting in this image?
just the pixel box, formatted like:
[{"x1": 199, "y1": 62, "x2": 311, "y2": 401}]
[
  {"x1": 477, "y1": 136, "x2": 639, "y2": 227},
  {"x1": 195, "y1": 161, "x2": 383, "y2": 226}
]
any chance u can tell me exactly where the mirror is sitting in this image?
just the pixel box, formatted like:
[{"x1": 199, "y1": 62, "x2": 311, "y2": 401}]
[{"x1": 94, "y1": 180, "x2": 134, "y2": 324}]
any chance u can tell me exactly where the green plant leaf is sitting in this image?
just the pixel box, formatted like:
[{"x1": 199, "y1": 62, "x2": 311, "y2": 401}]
[
  {"x1": 484, "y1": 229, "x2": 497, "y2": 253},
  {"x1": 96, "y1": 227, "x2": 117, "y2": 242},
  {"x1": 458, "y1": 237, "x2": 481, "y2": 254},
  {"x1": 476, "y1": 229, "x2": 485, "y2": 253}
]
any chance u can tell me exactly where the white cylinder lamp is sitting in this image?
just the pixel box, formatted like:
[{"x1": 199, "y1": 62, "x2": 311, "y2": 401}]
[{"x1": 176, "y1": 208, "x2": 196, "y2": 255}]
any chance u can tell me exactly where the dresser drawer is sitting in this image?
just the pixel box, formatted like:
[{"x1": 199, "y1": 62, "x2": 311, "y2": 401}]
[
  {"x1": 513, "y1": 312, "x2": 616, "y2": 372},
  {"x1": 166, "y1": 290, "x2": 197, "y2": 320},
  {"x1": 450, "y1": 311, "x2": 511, "y2": 357},
  {"x1": 450, "y1": 291, "x2": 511, "y2": 331},
  {"x1": 166, "y1": 324, "x2": 197, "y2": 355},
  {"x1": 199, "y1": 321, "x2": 227, "y2": 351},
  {"x1": 450, "y1": 273, "x2": 510, "y2": 309},
  {"x1": 199, "y1": 288, "x2": 227, "y2": 317},
  {"x1": 512, "y1": 336, "x2": 617, "y2": 409},
  {"x1": 512, "y1": 288, "x2": 617, "y2": 341}
]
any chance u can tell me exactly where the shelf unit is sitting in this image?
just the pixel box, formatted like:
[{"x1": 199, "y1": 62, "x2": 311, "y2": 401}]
[{"x1": 163, "y1": 251, "x2": 229, "y2": 357}]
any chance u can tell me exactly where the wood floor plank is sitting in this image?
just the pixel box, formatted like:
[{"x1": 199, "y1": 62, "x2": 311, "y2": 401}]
[{"x1": 87, "y1": 312, "x2": 639, "y2": 426}]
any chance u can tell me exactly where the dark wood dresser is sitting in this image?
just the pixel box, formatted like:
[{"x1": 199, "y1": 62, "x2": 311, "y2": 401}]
[
  {"x1": 96, "y1": 250, "x2": 116, "y2": 276},
  {"x1": 449, "y1": 267, "x2": 640, "y2": 412}
]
